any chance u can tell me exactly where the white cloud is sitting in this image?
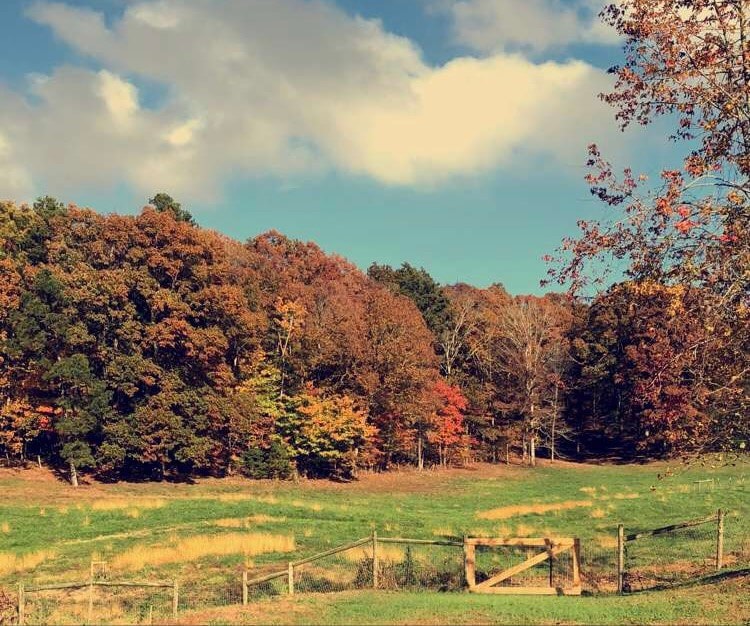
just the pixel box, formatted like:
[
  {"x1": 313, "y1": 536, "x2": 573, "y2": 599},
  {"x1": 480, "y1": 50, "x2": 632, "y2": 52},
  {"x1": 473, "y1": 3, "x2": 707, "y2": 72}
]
[
  {"x1": 0, "y1": 0, "x2": 626, "y2": 201},
  {"x1": 96, "y1": 70, "x2": 139, "y2": 130},
  {"x1": 439, "y1": 0, "x2": 620, "y2": 54},
  {"x1": 0, "y1": 131, "x2": 34, "y2": 201}
]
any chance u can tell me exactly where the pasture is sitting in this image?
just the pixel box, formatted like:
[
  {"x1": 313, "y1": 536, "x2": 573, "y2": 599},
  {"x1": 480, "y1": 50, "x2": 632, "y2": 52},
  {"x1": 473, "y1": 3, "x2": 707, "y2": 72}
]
[{"x1": 0, "y1": 457, "x2": 748, "y2": 624}]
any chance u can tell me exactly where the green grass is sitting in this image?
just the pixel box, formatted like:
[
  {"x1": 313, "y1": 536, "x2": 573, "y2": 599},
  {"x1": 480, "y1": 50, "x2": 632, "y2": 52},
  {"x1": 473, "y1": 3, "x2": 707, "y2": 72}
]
[
  {"x1": 185, "y1": 584, "x2": 750, "y2": 625},
  {"x1": 0, "y1": 456, "x2": 748, "y2": 623}
]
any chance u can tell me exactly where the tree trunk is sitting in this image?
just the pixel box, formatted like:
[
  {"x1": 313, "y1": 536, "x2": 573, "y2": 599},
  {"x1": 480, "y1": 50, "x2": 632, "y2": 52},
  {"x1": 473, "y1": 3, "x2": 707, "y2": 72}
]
[
  {"x1": 417, "y1": 435, "x2": 424, "y2": 471},
  {"x1": 530, "y1": 435, "x2": 536, "y2": 467},
  {"x1": 550, "y1": 423, "x2": 556, "y2": 462},
  {"x1": 70, "y1": 462, "x2": 78, "y2": 488},
  {"x1": 551, "y1": 384, "x2": 559, "y2": 463}
]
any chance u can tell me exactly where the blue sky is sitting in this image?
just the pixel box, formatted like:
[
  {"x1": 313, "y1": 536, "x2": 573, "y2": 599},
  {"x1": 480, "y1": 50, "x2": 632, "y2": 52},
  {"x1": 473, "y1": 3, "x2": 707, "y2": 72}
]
[{"x1": 0, "y1": 0, "x2": 678, "y2": 293}]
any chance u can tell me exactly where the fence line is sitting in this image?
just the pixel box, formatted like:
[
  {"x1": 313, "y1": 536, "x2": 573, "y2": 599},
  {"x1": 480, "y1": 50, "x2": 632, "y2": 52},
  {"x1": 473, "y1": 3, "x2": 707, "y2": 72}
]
[
  {"x1": 11, "y1": 510, "x2": 748, "y2": 622},
  {"x1": 18, "y1": 578, "x2": 177, "y2": 625},
  {"x1": 616, "y1": 509, "x2": 729, "y2": 594}
]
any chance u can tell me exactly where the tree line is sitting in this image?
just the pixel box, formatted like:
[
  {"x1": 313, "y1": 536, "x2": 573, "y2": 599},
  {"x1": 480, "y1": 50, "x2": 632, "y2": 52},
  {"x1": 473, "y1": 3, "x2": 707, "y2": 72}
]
[{"x1": 0, "y1": 193, "x2": 744, "y2": 483}]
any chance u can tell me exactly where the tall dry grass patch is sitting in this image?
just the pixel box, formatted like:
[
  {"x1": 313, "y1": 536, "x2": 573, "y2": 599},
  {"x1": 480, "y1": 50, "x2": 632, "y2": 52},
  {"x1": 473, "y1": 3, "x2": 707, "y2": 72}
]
[
  {"x1": 212, "y1": 514, "x2": 285, "y2": 528},
  {"x1": 476, "y1": 500, "x2": 593, "y2": 520},
  {"x1": 0, "y1": 522, "x2": 10, "y2": 534},
  {"x1": 111, "y1": 532, "x2": 295, "y2": 570},
  {"x1": 0, "y1": 550, "x2": 56, "y2": 575},
  {"x1": 91, "y1": 497, "x2": 166, "y2": 511}
]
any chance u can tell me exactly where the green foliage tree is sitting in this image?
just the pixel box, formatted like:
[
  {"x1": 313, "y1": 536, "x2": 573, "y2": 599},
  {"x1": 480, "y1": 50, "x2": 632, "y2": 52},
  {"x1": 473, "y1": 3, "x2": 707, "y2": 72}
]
[{"x1": 149, "y1": 193, "x2": 195, "y2": 225}]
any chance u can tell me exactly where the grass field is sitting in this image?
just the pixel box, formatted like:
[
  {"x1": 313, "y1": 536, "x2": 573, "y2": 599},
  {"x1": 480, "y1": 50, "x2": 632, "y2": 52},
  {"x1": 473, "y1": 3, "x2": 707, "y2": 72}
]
[{"x1": 0, "y1": 456, "x2": 748, "y2": 624}]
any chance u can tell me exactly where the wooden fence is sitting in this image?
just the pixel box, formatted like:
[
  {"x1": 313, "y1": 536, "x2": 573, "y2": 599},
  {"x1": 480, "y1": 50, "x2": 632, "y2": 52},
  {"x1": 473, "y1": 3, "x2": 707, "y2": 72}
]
[
  {"x1": 616, "y1": 508, "x2": 725, "y2": 593},
  {"x1": 242, "y1": 533, "x2": 581, "y2": 599},
  {"x1": 18, "y1": 578, "x2": 177, "y2": 625}
]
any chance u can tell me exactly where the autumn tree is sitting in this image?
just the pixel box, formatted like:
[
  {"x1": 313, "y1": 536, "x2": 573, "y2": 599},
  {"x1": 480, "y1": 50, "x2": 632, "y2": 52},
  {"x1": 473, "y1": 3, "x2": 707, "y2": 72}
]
[
  {"x1": 548, "y1": 0, "x2": 749, "y2": 453},
  {"x1": 279, "y1": 384, "x2": 373, "y2": 480},
  {"x1": 427, "y1": 380, "x2": 469, "y2": 467}
]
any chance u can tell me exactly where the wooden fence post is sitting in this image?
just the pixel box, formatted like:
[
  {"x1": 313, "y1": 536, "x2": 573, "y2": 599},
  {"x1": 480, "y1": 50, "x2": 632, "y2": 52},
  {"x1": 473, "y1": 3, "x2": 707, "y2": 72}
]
[
  {"x1": 172, "y1": 581, "x2": 179, "y2": 619},
  {"x1": 716, "y1": 509, "x2": 724, "y2": 571},
  {"x1": 242, "y1": 570, "x2": 248, "y2": 605},
  {"x1": 372, "y1": 531, "x2": 379, "y2": 589},
  {"x1": 617, "y1": 524, "x2": 624, "y2": 594},
  {"x1": 463, "y1": 536, "x2": 476, "y2": 589},
  {"x1": 17, "y1": 583, "x2": 24, "y2": 626},
  {"x1": 87, "y1": 575, "x2": 94, "y2": 624},
  {"x1": 288, "y1": 562, "x2": 294, "y2": 595},
  {"x1": 572, "y1": 538, "x2": 581, "y2": 588}
]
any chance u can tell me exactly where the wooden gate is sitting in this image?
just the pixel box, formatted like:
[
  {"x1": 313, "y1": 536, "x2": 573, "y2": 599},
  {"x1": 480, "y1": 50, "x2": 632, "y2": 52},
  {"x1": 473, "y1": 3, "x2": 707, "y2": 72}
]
[{"x1": 464, "y1": 537, "x2": 581, "y2": 595}]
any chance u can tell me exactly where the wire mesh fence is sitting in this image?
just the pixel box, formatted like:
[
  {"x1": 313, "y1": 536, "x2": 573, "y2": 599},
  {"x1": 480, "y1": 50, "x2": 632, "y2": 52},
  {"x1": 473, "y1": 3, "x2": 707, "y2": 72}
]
[
  {"x1": 294, "y1": 541, "x2": 373, "y2": 593},
  {"x1": 243, "y1": 536, "x2": 467, "y2": 601},
  {"x1": 21, "y1": 582, "x2": 175, "y2": 625},
  {"x1": 621, "y1": 513, "x2": 724, "y2": 593},
  {"x1": 176, "y1": 581, "x2": 242, "y2": 613},
  {"x1": 579, "y1": 542, "x2": 619, "y2": 593},
  {"x1": 375, "y1": 540, "x2": 465, "y2": 592}
]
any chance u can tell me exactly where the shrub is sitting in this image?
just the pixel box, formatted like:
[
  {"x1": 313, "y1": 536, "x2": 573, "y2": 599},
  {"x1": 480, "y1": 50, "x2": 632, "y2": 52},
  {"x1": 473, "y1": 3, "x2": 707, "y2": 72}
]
[{"x1": 242, "y1": 440, "x2": 293, "y2": 479}]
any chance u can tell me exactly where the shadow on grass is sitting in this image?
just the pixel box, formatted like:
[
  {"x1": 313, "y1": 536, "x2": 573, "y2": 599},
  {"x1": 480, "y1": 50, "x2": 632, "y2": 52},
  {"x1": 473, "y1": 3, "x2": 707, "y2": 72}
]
[{"x1": 627, "y1": 567, "x2": 750, "y2": 594}]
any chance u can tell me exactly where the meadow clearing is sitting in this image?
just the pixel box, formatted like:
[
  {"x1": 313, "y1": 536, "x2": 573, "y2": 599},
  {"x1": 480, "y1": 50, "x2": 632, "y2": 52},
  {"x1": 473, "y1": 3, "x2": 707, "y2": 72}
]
[{"x1": 0, "y1": 457, "x2": 748, "y2": 624}]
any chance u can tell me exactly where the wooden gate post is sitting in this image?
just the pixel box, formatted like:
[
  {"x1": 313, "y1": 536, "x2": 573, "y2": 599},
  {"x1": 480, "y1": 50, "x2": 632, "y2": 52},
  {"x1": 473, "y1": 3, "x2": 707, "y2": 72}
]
[
  {"x1": 716, "y1": 509, "x2": 724, "y2": 571},
  {"x1": 463, "y1": 536, "x2": 476, "y2": 588},
  {"x1": 17, "y1": 583, "x2": 24, "y2": 626},
  {"x1": 172, "y1": 581, "x2": 179, "y2": 619},
  {"x1": 372, "y1": 531, "x2": 379, "y2": 589},
  {"x1": 572, "y1": 538, "x2": 581, "y2": 588},
  {"x1": 242, "y1": 570, "x2": 248, "y2": 605},
  {"x1": 617, "y1": 524, "x2": 625, "y2": 594},
  {"x1": 288, "y1": 562, "x2": 294, "y2": 595}
]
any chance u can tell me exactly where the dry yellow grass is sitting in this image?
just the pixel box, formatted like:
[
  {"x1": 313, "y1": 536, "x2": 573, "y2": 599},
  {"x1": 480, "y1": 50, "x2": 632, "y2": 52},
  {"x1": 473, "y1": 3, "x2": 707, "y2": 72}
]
[
  {"x1": 590, "y1": 508, "x2": 607, "y2": 519},
  {"x1": 514, "y1": 523, "x2": 536, "y2": 536},
  {"x1": 597, "y1": 535, "x2": 619, "y2": 549},
  {"x1": 212, "y1": 514, "x2": 285, "y2": 528},
  {"x1": 0, "y1": 550, "x2": 56, "y2": 575},
  {"x1": 476, "y1": 500, "x2": 593, "y2": 520},
  {"x1": 291, "y1": 499, "x2": 322, "y2": 511},
  {"x1": 111, "y1": 532, "x2": 295, "y2": 571},
  {"x1": 431, "y1": 527, "x2": 454, "y2": 537},
  {"x1": 613, "y1": 492, "x2": 640, "y2": 500},
  {"x1": 579, "y1": 487, "x2": 597, "y2": 495},
  {"x1": 215, "y1": 493, "x2": 252, "y2": 502},
  {"x1": 1, "y1": 522, "x2": 10, "y2": 534},
  {"x1": 91, "y1": 497, "x2": 166, "y2": 511},
  {"x1": 214, "y1": 493, "x2": 281, "y2": 506}
]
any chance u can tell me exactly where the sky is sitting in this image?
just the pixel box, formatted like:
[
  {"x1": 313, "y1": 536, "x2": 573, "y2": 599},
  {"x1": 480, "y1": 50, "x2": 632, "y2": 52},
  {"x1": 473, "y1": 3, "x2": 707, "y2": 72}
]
[{"x1": 0, "y1": 0, "x2": 681, "y2": 294}]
